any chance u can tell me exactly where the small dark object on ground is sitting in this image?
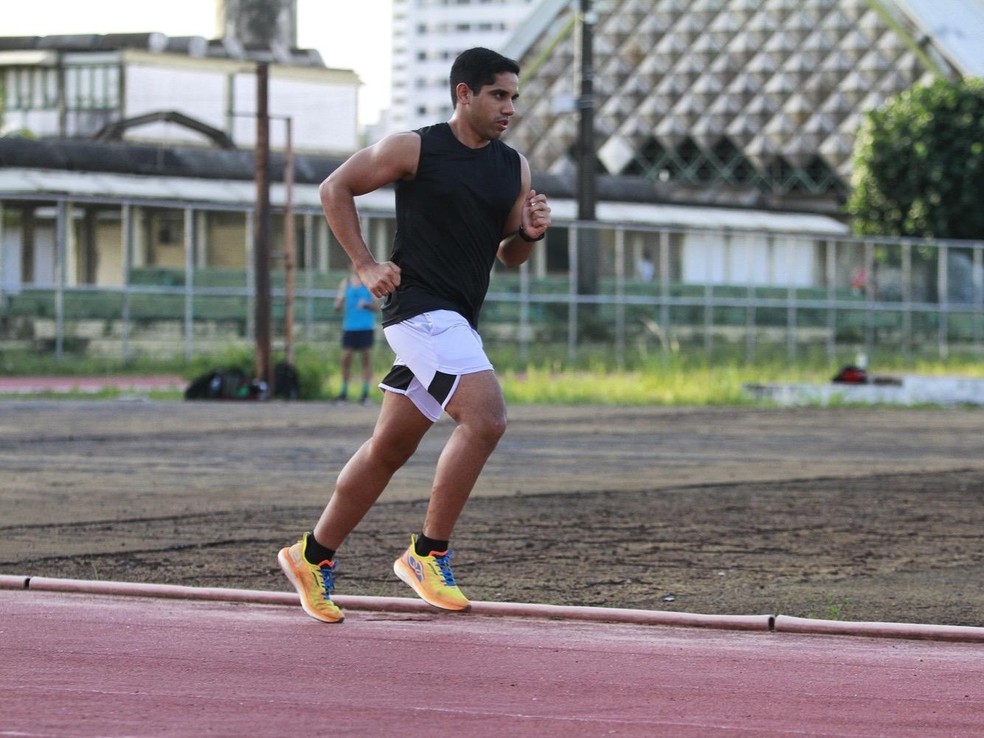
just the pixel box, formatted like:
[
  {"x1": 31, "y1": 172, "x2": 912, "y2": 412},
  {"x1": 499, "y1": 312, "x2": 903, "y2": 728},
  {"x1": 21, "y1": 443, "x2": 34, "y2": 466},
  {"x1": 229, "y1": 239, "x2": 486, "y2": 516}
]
[
  {"x1": 274, "y1": 362, "x2": 300, "y2": 400},
  {"x1": 184, "y1": 368, "x2": 266, "y2": 400},
  {"x1": 832, "y1": 365, "x2": 868, "y2": 384}
]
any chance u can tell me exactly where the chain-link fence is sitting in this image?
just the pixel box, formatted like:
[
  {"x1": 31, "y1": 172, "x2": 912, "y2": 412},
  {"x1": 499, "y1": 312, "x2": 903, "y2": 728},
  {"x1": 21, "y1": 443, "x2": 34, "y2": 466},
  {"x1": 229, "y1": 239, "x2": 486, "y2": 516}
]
[{"x1": 3, "y1": 221, "x2": 982, "y2": 368}]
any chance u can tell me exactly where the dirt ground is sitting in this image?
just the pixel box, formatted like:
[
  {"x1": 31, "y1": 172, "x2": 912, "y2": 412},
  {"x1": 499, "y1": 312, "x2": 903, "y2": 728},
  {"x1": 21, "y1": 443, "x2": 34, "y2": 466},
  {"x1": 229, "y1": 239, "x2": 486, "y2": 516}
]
[{"x1": 1, "y1": 399, "x2": 983, "y2": 627}]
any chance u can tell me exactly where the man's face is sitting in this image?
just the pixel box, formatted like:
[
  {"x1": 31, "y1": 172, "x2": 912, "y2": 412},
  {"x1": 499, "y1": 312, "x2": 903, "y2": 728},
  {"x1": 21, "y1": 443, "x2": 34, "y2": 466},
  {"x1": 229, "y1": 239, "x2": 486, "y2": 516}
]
[{"x1": 467, "y1": 71, "x2": 519, "y2": 140}]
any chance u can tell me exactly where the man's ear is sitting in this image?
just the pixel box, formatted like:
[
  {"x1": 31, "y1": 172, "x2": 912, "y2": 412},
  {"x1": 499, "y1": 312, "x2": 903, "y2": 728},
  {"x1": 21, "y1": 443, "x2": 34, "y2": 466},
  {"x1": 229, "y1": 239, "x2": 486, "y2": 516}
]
[{"x1": 455, "y1": 82, "x2": 472, "y2": 106}]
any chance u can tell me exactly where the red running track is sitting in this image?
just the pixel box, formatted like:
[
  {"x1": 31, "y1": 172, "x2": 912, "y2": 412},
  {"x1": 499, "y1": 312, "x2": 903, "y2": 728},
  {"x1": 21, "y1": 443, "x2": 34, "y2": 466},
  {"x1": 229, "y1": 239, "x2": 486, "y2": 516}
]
[
  {"x1": 3, "y1": 586, "x2": 984, "y2": 737},
  {"x1": 0, "y1": 375, "x2": 184, "y2": 394}
]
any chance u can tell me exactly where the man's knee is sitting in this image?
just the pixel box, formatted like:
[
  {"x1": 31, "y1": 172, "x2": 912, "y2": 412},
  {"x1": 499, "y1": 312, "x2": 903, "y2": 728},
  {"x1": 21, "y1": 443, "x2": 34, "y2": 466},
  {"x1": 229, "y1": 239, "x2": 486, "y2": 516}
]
[
  {"x1": 370, "y1": 435, "x2": 419, "y2": 470},
  {"x1": 467, "y1": 407, "x2": 507, "y2": 449},
  {"x1": 486, "y1": 409, "x2": 508, "y2": 442}
]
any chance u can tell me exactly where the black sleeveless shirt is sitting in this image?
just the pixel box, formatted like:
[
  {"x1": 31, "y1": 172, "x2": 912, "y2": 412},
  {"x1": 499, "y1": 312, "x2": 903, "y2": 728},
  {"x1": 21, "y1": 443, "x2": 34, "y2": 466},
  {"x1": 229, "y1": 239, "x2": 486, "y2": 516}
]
[{"x1": 381, "y1": 123, "x2": 522, "y2": 329}]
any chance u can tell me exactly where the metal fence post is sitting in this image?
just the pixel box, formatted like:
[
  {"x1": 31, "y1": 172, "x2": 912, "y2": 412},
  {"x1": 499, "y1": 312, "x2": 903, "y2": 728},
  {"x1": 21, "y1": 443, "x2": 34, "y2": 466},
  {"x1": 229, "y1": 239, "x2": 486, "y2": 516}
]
[
  {"x1": 121, "y1": 202, "x2": 132, "y2": 364},
  {"x1": 937, "y1": 241, "x2": 949, "y2": 360},
  {"x1": 614, "y1": 226, "x2": 625, "y2": 368},
  {"x1": 183, "y1": 208, "x2": 195, "y2": 363},
  {"x1": 519, "y1": 259, "x2": 530, "y2": 364},
  {"x1": 0, "y1": 202, "x2": 5, "y2": 311},
  {"x1": 974, "y1": 244, "x2": 983, "y2": 353},
  {"x1": 703, "y1": 235, "x2": 713, "y2": 359},
  {"x1": 568, "y1": 224, "x2": 579, "y2": 362},
  {"x1": 659, "y1": 229, "x2": 671, "y2": 355},
  {"x1": 863, "y1": 239, "x2": 874, "y2": 362},
  {"x1": 901, "y1": 241, "x2": 912, "y2": 362},
  {"x1": 745, "y1": 233, "x2": 756, "y2": 364},
  {"x1": 303, "y1": 214, "x2": 314, "y2": 340},
  {"x1": 245, "y1": 210, "x2": 255, "y2": 343},
  {"x1": 54, "y1": 200, "x2": 67, "y2": 364},
  {"x1": 785, "y1": 236, "x2": 796, "y2": 364},
  {"x1": 825, "y1": 239, "x2": 836, "y2": 364}
]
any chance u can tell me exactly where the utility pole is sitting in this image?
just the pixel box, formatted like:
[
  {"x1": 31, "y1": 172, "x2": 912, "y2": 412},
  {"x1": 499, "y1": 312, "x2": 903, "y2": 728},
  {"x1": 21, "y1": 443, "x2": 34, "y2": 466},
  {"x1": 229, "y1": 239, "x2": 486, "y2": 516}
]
[
  {"x1": 576, "y1": 0, "x2": 596, "y2": 225},
  {"x1": 283, "y1": 116, "x2": 296, "y2": 368},
  {"x1": 254, "y1": 62, "x2": 273, "y2": 392},
  {"x1": 576, "y1": 0, "x2": 599, "y2": 324}
]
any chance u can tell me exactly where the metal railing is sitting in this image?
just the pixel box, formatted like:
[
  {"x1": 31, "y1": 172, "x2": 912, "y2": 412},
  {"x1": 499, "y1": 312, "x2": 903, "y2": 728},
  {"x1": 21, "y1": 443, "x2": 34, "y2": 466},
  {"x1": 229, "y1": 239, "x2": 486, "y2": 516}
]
[{"x1": 3, "y1": 222, "x2": 983, "y2": 368}]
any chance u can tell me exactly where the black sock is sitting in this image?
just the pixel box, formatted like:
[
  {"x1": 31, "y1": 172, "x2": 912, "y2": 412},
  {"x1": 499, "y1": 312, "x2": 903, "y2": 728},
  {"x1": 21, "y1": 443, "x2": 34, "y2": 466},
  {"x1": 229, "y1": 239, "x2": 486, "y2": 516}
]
[
  {"x1": 303, "y1": 532, "x2": 336, "y2": 564},
  {"x1": 414, "y1": 533, "x2": 449, "y2": 557}
]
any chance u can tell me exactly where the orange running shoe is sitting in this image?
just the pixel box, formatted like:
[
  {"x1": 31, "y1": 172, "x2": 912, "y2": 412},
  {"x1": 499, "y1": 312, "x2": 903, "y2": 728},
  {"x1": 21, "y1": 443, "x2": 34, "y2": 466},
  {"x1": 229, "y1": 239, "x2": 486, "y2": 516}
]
[
  {"x1": 278, "y1": 534, "x2": 345, "y2": 623},
  {"x1": 393, "y1": 534, "x2": 471, "y2": 611}
]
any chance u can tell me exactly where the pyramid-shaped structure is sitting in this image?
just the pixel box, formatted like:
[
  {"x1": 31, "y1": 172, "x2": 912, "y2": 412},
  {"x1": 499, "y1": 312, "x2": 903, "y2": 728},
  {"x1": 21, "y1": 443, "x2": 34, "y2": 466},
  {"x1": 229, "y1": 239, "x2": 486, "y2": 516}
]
[{"x1": 505, "y1": 0, "x2": 982, "y2": 211}]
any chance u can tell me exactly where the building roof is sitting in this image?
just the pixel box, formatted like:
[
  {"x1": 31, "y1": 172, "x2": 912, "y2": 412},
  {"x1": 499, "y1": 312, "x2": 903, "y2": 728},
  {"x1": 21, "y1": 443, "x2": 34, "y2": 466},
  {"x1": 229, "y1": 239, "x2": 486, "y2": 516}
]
[
  {"x1": 0, "y1": 165, "x2": 848, "y2": 236},
  {"x1": 895, "y1": 0, "x2": 984, "y2": 77},
  {"x1": 503, "y1": 0, "x2": 982, "y2": 214},
  {"x1": 0, "y1": 136, "x2": 849, "y2": 236},
  {"x1": 0, "y1": 138, "x2": 341, "y2": 184},
  {"x1": 0, "y1": 32, "x2": 327, "y2": 68},
  {"x1": 0, "y1": 136, "x2": 846, "y2": 231}
]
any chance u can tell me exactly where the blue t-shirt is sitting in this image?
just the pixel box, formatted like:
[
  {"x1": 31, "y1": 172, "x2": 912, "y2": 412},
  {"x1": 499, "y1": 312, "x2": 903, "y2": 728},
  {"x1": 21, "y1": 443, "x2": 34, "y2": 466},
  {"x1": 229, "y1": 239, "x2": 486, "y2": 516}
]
[{"x1": 342, "y1": 282, "x2": 376, "y2": 331}]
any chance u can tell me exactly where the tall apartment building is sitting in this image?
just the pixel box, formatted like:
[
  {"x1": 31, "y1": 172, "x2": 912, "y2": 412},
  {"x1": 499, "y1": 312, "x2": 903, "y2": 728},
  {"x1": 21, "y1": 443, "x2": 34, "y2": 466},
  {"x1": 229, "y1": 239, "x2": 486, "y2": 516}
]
[{"x1": 386, "y1": 0, "x2": 538, "y2": 134}]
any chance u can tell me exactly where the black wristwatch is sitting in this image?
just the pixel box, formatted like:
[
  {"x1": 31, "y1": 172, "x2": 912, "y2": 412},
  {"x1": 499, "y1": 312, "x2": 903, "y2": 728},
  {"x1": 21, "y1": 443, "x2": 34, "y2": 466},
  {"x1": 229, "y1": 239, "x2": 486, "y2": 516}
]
[{"x1": 518, "y1": 225, "x2": 545, "y2": 242}]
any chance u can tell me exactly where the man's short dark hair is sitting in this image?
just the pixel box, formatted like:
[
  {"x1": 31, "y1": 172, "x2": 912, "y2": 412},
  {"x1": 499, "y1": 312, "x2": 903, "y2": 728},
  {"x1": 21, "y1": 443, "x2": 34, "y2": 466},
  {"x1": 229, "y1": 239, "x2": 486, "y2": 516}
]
[{"x1": 449, "y1": 47, "x2": 520, "y2": 108}]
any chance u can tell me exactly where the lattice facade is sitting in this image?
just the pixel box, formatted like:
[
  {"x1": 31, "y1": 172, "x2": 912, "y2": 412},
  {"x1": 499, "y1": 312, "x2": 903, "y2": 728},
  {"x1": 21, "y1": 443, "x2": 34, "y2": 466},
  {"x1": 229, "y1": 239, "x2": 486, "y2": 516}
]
[{"x1": 506, "y1": 0, "x2": 958, "y2": 207}]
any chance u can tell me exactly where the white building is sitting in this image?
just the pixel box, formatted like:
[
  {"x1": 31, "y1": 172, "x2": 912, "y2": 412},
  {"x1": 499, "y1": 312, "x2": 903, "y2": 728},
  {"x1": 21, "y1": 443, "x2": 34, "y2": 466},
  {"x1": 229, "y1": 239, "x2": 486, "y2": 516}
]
[
  {"x1": 386, "y1": 0, "x2": 539, "y2": 135},
  {"x1": 0, "y1": 34, "x2": 360, "y2": 156}
]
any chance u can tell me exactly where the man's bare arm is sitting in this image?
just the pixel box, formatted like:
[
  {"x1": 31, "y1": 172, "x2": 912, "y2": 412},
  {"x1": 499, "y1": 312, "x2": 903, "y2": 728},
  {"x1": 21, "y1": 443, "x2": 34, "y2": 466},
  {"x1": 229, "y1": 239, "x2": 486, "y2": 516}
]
[{"x1": 320, "y1": 133, "x2": 420, "y2": 297}]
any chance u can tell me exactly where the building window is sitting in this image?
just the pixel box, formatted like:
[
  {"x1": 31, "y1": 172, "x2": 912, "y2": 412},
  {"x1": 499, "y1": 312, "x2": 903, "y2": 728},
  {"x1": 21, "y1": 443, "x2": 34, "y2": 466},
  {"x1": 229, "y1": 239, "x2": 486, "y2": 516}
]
[
  {"x1": 65, "y1": 64, "x2": 119, "y2": 112},
  {"x1": 3, "y1": 67, "x2": 60, "y2": 111}
]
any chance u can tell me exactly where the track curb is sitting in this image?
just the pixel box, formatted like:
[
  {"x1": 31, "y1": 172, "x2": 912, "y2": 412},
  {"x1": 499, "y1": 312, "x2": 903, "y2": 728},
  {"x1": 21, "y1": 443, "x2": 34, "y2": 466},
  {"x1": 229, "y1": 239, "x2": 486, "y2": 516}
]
[{"x1": 3, "y1": 574, "x2": 983, "y2": 642}]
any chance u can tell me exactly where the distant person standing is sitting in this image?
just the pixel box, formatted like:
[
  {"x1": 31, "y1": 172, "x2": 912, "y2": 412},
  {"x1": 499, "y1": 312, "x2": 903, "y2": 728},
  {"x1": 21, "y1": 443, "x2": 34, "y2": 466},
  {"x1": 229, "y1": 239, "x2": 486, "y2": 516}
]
[
  {"x1": 333, "y1": 267, "x2": 377, "y2": 404},
  {"x1": 637, "y1": 249, "x2": 655, "y2": 283}
]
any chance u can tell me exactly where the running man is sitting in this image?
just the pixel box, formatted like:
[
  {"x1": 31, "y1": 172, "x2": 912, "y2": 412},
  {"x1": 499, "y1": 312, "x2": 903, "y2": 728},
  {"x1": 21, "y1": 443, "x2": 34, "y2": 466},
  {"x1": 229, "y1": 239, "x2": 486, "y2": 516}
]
[{"x1": 278, "y1": 47, "x2": 551, "y2": 623}]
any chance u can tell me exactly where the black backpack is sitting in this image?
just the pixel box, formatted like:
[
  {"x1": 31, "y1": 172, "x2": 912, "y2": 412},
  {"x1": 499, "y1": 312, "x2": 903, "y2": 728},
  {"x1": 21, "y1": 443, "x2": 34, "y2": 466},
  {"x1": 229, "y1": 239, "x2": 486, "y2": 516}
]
[
  {"x1": 184, "y1": 368, "x2": 249, "y2": 400},
  {"x1": 274, "y1": 362, "x2": 300, "y2": 400}
]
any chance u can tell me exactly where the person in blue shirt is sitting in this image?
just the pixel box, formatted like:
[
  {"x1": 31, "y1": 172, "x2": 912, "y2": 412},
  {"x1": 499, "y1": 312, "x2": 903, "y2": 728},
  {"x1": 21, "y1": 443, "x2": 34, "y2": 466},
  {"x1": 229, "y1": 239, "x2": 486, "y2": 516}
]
[{"x1": 333, "y1": 267, "x2": 377, "y2": 404}]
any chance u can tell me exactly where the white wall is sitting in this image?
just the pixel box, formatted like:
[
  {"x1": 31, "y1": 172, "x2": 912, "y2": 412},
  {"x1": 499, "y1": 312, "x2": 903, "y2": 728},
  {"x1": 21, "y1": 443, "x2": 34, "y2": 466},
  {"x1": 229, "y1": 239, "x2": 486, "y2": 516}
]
[
  {"x1": 1, "y1": 228, "x2": 21, "y2": 293},
  {"x1": 124, "y1": 65, "x2": 229, "y2": 145},
  {"x1": 0, "y1": 222, "x2": 57, "y2": 290},
  {"x1": 121, "y1": 57, "x2": 360, "y2": 153},
  {"x1": 682, "y1": 231, "x2": 816, "y2": 287},
  {"x1": 231, "y1": 73, "x2": 359, "y2": 153},
  {"x1": 31, "y1": 224, "x2": 57, "y2": 287}
]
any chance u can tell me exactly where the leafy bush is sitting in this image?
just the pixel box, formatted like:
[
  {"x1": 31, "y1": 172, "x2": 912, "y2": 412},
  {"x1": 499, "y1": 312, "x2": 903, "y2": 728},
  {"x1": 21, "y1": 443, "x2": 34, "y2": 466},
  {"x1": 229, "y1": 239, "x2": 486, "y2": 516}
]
[{"x1": 849, "y1": 78, "x2": 984, "y2": 240}]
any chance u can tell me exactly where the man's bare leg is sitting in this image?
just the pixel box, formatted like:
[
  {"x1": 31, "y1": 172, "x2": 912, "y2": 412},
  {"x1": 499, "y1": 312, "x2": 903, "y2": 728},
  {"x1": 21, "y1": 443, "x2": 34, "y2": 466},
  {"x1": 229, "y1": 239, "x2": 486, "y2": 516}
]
[
  {"x1": 313, "y1": 391, "x2": 432, "y2": 550},
  {"x1": 389, "y1": 370, "x2": 505, "y2": 610},
  {"x1": 421, "y1": 369, "x2": 507, "y2": 540},
  {"x1": 315, "y1": 370, "x2": 505, "y2": 548}
]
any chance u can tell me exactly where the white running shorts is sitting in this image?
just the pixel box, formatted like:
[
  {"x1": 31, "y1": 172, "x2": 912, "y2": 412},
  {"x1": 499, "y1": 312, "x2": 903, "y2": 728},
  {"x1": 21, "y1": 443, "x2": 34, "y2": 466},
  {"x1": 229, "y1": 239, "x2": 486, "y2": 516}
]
[{"x1": 379, "y1": 310, "x2": 494, "y2": 421}]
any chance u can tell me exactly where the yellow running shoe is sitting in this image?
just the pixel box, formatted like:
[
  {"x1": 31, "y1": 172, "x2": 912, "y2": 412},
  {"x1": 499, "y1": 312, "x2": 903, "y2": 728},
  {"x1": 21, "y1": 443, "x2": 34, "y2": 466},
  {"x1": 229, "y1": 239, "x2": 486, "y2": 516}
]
[
  {"x1": 393, "y1": 535, "x2": 471, "y2": 611},
  {"x1": 278, "y1": 534, "x2": 345, "y2": 623}
]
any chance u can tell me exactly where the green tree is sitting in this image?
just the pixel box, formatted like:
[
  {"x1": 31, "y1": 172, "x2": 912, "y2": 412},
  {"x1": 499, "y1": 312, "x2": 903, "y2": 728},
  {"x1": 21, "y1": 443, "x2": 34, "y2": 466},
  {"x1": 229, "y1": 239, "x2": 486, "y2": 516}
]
[{"x1": 848, "y1": 77, "x2": 984, "y2": 240}]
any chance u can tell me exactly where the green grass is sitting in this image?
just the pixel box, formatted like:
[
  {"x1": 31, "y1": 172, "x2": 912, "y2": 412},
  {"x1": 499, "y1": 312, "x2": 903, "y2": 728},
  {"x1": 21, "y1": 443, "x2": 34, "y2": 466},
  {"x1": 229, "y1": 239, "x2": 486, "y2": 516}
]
[
  {"x1": 499, "y1": 349, "x2": 984, "y2": 406},
  {"x1": 803, "y1": 593, "x2": 853, "y2": 622},
  {"x1": 3, "y1": 343, "x2": 984, "y2": 405},
  {"x1": 500, "y1": 364, "x2": 777, "y2": 405}
]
